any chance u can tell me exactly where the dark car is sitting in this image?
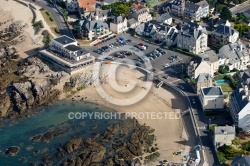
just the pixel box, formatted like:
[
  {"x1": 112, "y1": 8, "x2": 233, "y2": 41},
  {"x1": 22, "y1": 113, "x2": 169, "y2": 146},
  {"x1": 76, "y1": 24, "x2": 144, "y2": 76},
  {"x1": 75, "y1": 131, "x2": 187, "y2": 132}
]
[{"x1": 136, "y1": 63, "x2": 142, "y2": 67}]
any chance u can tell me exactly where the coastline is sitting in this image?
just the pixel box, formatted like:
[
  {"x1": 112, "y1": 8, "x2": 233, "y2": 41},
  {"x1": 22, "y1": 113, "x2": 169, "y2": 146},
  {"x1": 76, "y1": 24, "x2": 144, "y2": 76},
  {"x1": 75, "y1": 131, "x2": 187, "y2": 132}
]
[{"x1": 58, "y1": 64, "x2": 191, "y2": 164}]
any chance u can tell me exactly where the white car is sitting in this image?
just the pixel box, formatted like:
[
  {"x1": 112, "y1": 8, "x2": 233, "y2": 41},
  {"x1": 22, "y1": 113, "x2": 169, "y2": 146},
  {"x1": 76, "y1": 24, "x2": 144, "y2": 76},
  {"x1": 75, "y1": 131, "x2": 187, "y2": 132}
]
[{"x1": 164, "y1": 64, "x2": 169, "y2": 68}]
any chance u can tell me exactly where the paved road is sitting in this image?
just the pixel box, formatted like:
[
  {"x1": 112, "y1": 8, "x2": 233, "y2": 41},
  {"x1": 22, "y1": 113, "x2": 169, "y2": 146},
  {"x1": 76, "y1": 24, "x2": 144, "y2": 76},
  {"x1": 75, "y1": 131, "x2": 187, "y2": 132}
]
[
  {"x1": 34, "y1": 0, "x2": 73, "y2": 38},
  {"x1": 169, "y1": 78, "x2": 220, "y2": 166},
  {"x1": 230, "y1": 0, "x2": 250, "y2": 14}
]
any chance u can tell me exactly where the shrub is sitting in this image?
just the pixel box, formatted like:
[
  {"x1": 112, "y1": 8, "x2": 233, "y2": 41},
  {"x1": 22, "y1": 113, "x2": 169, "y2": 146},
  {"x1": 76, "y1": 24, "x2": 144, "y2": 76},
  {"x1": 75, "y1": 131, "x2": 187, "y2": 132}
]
[
  {"x1": 54, "y1": 28, "x2": 59, "y2": 34},
  {"x1": 224, "y1": 75, "x2": 238, "y2": 89},
  {"x1": 45, "y1": 11, "x2": 50, "y2": 16},
  {"x1": 39, "y1": 8, "x2": 44, "y2": 11},
  {"x1": 49, "y1": 16, "x2": 54, "y2": 21}
]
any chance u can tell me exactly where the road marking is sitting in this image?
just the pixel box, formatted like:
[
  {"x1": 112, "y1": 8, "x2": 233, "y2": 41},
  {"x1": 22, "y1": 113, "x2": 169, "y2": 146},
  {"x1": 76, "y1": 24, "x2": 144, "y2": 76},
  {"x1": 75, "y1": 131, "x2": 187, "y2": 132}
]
[{"x1": 197, "y1": 126, "x2": 206, "y2": 130}]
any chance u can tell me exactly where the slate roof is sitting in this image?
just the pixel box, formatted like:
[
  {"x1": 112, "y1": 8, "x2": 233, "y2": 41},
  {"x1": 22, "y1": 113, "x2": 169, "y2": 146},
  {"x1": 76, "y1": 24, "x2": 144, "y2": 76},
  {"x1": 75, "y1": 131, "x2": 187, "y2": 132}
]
[
  {"x1": 113, "y1": 16, "x2": 126, "y2": 24},
  {"x1": 196, "y1": 73, "x2": 212, "y2": 83},
  {"x1": 156, "y1": 13, "x2": 172, "y2": 23},
  {"x1": 214, "y1": 126, "x2": 235, "y2": 135},
  {"x1": 127, "y1": 18, "x2": 137, "y2": 25},
  {"x1": 231, "y1": 156, "x2": 250, "y2": 166},
  {"x1": 199, "y1": 50, "x2": 218, "y2": 63},
  {"x1": 238, "y1": 69, "x2": 250, "y2": 85},
  {"x1": 219, "y1": 41, "x2": 248, "y2": 65},
  {"x1": 202, "y1": 86, "x2": 223, "y2": 96},
  {"x1": 231, "y1": 84, "x2": 250, "y2": 113},
  {"x1": 79, "y1": 20, "x2": 109, "y2": 31},
  {"x1": 196, "y1": 0, "x2": 209, "y2": 8},
  {"x1": 185, "y1": 1, "x2": 199, "y2": 13},
  {"x1": 213, "y1": 25, "x2": 238, "y2": 36},
  {"x1": 53, "y1": 35, "x2": 75, "y2": 45},
  {"x1": 64, "y1": 45, "x2": 82, "y2": 51},
  {"x1": 84, "y1": 10, "x2": 111, "y2": 20},
  {"x1": 181, "y1": 22, "x2": 207, "y2": 39},
  {"x1": 172, "y1": 0, "x2": 184, "y2": 6}
]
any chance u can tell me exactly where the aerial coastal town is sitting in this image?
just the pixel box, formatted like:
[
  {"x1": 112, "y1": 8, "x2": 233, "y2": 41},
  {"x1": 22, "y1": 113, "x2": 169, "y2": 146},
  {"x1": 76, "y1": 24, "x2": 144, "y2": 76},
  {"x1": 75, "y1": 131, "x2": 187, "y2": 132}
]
[{"x1": 1, "y1": 0, "x2": 250, "y2": 165}]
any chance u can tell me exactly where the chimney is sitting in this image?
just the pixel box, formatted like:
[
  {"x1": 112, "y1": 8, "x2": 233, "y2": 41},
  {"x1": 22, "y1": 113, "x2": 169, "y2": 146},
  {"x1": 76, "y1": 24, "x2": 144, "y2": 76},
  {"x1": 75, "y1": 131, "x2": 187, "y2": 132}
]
[{"x1": 241, "y1": 44, "x2": 243, "y2": 51}]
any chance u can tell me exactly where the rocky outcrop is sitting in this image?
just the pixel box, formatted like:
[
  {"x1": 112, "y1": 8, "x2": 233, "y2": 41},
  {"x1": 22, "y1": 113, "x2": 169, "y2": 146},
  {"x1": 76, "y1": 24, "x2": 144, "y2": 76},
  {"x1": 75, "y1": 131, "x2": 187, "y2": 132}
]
[
  {"x1": 0, "y1": 93, "x2": 10, "y2": 117},
  {"x1": 57, "y1": 118, "x2": 157, "y2": 166},
  {"x1": 10, "y1": 79, "x2": 60, "y2": 113},
  {"x1": 5, "y1": 146, "x2": 20, "y2": 156},
  {"x1": 64, "y1": 138, "x2": 82, "y2": 154}
]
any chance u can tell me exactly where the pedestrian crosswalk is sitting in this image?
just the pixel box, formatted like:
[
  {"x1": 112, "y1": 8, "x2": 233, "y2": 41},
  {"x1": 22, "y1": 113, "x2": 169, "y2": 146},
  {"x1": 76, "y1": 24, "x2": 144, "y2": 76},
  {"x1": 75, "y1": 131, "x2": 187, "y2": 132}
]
[{"x1": 197, "y1": 126, "x2": 207, "y2": 130}]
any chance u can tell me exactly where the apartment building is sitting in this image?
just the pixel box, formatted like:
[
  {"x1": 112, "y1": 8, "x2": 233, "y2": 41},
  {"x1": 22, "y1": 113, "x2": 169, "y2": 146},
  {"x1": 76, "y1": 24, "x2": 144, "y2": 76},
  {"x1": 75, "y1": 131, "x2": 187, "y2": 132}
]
[
  {"x1": 187, "y1": 56, "x2": 211, "y2": 79},
  {"x1": 78, "y1": 20, "x2": 110, "y2": 40},
  {"x1": 177, "y1": 22, "x2": 207, "y2": 54},
  {"x1": 199, "y1": 86, "x2": 224, "y2": 110},
  {"x1": 214, "y1": 126, "x2": 235, "y2": 149},
  {"x1": 229, "y1": 84, "x2": 250, "y2": 132},
  {"x1": 211, "y1": 24, "x2": 239, "y2": 46},
  {"x1": 110, "y1": 16, "x2": 128, "y2": 34},
  {"x1": 170, "y1": 0, "x2": 209, "y2": 21},
  {"x1": 199, "y1": 50, "x2": 219, "y2": 74},
  {"x1": 217, "y1": 41, "x2": 250, "y2": 71}
]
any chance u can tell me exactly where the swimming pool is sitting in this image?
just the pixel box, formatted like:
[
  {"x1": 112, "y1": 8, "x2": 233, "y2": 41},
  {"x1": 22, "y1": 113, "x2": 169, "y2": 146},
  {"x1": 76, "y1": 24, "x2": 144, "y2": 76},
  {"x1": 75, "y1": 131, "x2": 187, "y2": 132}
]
[{"x1": 215, "y1": 79, "x2": 228, "y2": 85}]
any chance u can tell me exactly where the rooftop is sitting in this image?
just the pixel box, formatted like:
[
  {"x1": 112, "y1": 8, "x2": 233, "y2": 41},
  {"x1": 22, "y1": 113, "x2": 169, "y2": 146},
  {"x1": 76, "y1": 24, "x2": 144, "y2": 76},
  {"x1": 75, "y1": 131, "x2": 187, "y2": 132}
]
[
  {"x1": 214, "y1": 126, "x2": 235, "y2": 135},
  {"x1": 78, "y1": 0, "x2": 96, "y2": 12},
  {"x1": 196, "y1": 73, "x2": 212, "y2": 83},
  {"x1": 53, "y1": 35, "x2": 76, "y2": 45},
  {"x1": 199, "y1": 50, "x2": 218, "y2": 63},
  {"x1": 64, "y1": 45, "x2": 83, "y2": 52},
  {"x1": 231, "y1": 155, "x2": 250, "y2": 165},
  {"x1": 202, "y1": 86, "x2": 223, "y2": 96}
]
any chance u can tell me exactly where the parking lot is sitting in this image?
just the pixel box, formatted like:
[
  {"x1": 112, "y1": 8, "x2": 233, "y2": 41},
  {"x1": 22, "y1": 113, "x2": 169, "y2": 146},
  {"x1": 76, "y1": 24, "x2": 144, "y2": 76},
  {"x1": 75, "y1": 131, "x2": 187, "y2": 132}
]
[{"x1": 82, "y1": 33, "x2": 192, "y2": 76}]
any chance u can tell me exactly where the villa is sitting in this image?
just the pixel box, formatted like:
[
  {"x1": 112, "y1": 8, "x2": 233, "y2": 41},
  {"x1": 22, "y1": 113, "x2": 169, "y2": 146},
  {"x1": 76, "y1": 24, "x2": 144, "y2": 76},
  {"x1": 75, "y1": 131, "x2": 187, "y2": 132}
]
[
  {"x1": 199, "y1": 86, "x2": 224, "y2": 110},
  {"x1": 187, "y1": 56, "x2": 211, "y2": 79},
  {"x1": 110, "y1": 16, "x2": 128, "y2": 34}
]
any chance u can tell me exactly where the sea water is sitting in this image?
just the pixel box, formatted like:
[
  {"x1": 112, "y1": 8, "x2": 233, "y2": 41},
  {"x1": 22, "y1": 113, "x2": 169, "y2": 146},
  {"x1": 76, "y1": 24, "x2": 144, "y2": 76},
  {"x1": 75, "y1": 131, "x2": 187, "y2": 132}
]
[{"x1": 0, "y1": 101, "x2": 124, "y2": 165}]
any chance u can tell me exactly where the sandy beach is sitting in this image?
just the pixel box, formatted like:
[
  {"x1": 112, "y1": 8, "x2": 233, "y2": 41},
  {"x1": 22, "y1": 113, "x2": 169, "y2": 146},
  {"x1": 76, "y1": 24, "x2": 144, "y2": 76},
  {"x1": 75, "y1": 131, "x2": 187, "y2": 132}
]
[
  {"x1": 1, "y1": 0, "x2": 56, "y2": 58},
  {"x1": 62, "y1": 64, "x2": 191, "y2": 164}
]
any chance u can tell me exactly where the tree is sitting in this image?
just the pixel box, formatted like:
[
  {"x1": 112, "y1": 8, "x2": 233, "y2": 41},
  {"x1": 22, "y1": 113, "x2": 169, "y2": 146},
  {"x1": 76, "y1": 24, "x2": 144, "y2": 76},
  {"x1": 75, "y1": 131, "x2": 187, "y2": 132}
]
[
  {"x1": 150, "y1": 12, "x2": 157, "y2": 18},
  {"x1": 226, "y1": 0, "x2": 232, "y2": 4},
  {"x1": 234, "y1": 23, "x2": 250, "y2": 36},
  {"x1": 113, "y1": 4, "x2": 130, "y2": 16},
  {"x1": 216, "y1": 4, "x2": 226, "y2": 13},
  {"x1": 220, "y1": 7, "x2": 232, "y2": 20},
  {"x1": 146, "y1": 2, "x2": 151, "y2": 8},
  {"x1": 218, "y1": 0, "x2": 225, "y2": 3},
  {"x1": 217, "y1": 152, "x2": 227, "y2": 164}
]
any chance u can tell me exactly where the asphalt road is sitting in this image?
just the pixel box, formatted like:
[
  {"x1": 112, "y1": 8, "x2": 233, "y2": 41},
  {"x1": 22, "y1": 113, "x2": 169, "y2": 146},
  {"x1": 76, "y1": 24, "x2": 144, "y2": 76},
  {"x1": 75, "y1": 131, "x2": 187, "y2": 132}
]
[
  {"x1": 34, "y1": 0, "x2": 73, "y2": 38},
  {"x1": 230, "y1": 0, "x2": 250, "y2": 14},
  {"x1": 169, "y1": 78, "x2": 220, "y2": 166}
]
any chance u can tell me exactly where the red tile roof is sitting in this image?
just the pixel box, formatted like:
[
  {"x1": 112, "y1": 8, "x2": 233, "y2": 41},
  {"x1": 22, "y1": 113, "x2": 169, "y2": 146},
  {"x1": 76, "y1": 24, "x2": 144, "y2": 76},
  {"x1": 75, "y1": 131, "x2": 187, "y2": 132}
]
[{"x1": 78, "y1": 0, "x2": 96, "y2": 12}]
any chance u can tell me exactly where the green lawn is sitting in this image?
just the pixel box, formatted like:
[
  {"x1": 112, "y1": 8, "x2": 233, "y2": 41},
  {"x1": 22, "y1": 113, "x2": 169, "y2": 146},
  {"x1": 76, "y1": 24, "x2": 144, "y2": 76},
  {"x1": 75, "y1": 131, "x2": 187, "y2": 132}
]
[
  {"x1": 220, "y1": 83, "x2": 233, "y2": 92},
  {"x1": 214, "y1": 75, "x2": 225, "y2": 80}
]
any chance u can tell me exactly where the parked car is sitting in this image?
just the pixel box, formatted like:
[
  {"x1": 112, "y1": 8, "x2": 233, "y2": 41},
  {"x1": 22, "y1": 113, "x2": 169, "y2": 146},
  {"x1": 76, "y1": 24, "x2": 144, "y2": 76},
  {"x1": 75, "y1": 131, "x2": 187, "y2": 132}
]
[
  {"x1": 192, "y1": 99, "x2": 196, "y2": 104},
  {"x1": 105, "y1": 56, "x2": 115, "y2": 60},
  {"x1": 136, "y1": 63, "x2": 142, "y2": 67},
  {"x1": 164, "y1": 64, "x2": 169, "y2": 68},
  {"x1": 163, "y1": 76, "x2": 169, "y2": 79}
]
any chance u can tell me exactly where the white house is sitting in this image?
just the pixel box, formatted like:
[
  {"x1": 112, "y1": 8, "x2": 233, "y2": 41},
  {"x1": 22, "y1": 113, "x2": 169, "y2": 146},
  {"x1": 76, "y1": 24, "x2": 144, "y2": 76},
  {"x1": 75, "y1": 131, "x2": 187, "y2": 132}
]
[
  {"x1": 199, "y1": 86, "x2": 224, "y2": 110},
  {"x1": 229, "y1": 84, "x2": 250, "y2": 132},
  {"x1": 110, "y1": 16, "x2": 128, "y2": 34},
  {"x1": 217, "y1": 41, "x2": 250, "y2": 71},
  {"x1": 214, "y1": 126, "x2": 235, "y2": 149},
  {"x1": 50, "y1": 35, "x2": 90, "y2": 61},
  {"x1": 177, "y1": 22, "x2": 207, "y2": 55},
  {"x1": 155, "y1": 13, "x2": 172, "y2": 25}
]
